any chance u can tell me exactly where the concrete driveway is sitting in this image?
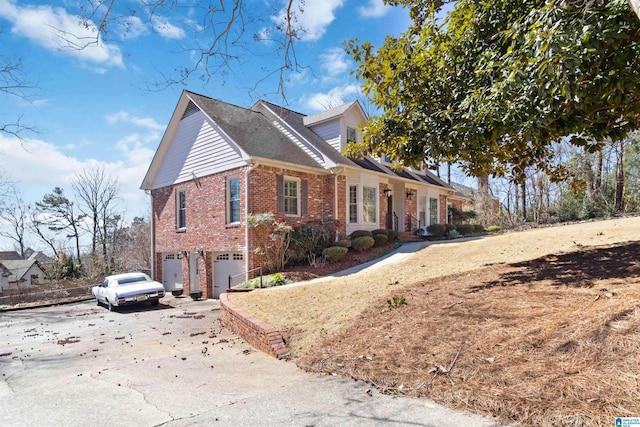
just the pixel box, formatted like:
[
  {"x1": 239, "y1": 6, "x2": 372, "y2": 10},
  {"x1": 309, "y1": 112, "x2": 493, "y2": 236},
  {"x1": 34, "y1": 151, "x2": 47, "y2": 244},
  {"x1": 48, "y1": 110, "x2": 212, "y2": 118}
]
[{"x1": 0, "y1": 296, "x2": 505, "y2": 426}]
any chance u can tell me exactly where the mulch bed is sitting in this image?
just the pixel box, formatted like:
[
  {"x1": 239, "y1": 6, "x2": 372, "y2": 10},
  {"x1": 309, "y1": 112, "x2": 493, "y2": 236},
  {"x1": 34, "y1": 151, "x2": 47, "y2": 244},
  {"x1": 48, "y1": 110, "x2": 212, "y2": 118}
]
[{"x1": 281, "y1": 243, "x2": 399, "y2": 283}]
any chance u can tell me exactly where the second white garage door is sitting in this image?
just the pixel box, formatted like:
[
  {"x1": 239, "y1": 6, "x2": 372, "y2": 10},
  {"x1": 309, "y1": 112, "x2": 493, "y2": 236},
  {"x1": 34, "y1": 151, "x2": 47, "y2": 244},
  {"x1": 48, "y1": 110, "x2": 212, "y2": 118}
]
[{"x1": 213, "y1": 253, "x2": 244, "y2": 298}]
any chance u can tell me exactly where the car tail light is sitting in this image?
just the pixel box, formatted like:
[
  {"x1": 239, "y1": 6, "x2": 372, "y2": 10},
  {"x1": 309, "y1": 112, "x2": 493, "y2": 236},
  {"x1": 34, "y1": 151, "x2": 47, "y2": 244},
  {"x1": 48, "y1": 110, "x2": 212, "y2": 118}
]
[
  {"x1": 118, "y1": 298, "x2": 125, "y2": 304},
  {"x1": 158, "y1": 290, "x2": 164, "y2": 297}
]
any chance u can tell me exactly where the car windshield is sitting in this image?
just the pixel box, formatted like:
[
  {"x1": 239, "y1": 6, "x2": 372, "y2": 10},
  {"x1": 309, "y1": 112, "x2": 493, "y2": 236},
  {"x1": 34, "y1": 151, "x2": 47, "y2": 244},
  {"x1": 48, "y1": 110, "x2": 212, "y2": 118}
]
[{"x1": 117, "y1": 276, "x2": 148, "y2": 286}]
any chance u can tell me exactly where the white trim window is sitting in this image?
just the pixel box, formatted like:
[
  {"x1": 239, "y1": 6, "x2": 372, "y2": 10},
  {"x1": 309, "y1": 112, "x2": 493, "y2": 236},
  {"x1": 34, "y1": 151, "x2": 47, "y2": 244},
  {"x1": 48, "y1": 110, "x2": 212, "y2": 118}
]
[
  {"x1": 348, "y1": 185, "x2": 358, "y2": 224},
  {"x1": 362, "y1": 186, "x2": 377, "y2": 224},
  {"x1": 347, "y1": 126, "x2": 357, "y2": 144},
  {"x1": 228, "y1": 177, "x2": 241, "y2": 224},
  {"x1": 176, "y1": 189, "x2": 186, "y2": 229},
  {"x1": 283, "y1": 177, "x2": 299, "y2": 216}
]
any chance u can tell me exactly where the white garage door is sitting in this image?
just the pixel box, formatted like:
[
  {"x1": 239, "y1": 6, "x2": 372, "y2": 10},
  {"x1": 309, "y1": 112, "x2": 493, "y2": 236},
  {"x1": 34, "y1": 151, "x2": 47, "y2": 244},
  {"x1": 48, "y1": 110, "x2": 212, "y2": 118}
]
[
  {"x1": 162, "y1": 253, "x2": 183, "y2": 291},
  {"x1": 213, "y1": 253, "x2": 243, "y2": 298}
]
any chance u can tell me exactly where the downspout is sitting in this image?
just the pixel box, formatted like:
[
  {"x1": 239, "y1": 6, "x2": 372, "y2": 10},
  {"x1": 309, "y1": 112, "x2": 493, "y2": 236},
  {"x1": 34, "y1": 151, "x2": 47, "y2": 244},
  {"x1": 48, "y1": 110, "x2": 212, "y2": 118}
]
[
  {"x1": 146, "y1": 190, "x2": 155, "y2": 280},
  {"x1": 330, "y1": 167, "x2": 344, "y2": 241},
  {"x1": 244, "y1": 159, "x2": 259, "y2": 280}
]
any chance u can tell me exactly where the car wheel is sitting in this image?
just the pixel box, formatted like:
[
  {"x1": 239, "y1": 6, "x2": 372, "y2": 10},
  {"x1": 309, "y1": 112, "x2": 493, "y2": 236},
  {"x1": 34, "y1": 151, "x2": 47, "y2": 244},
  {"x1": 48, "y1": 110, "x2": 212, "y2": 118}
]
[
  {"x1": 95, "y1": 297, "x2": 101, "y2": 306},
  {"x1": 107, "y1": 300, "x2": 114, "y2": 311},
  {"x1": 150, "y1": 298, "x2": 159, "y2": 306}
]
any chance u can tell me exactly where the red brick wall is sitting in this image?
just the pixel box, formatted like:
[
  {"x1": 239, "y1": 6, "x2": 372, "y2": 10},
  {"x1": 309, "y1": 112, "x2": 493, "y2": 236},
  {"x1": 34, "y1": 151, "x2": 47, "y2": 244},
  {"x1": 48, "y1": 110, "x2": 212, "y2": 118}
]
[
  {"x1": 404, "y1": 189, "x2": 417, "y2": 231},
  {"x1": 153, "y1": 164, "x2": 339, "y2": 295},
  {"x1": 246, "y1": 165, "x2": 335, "y2": 272},
  {"x1": 152, "y1": 166, "x2": 248, "y2": 298},
  {"x1": 220, "y1": 293, "x2": 289, "y2": 359},
  {"x1": 439, "y1": 194, "x2": 448, "y2": 224}
]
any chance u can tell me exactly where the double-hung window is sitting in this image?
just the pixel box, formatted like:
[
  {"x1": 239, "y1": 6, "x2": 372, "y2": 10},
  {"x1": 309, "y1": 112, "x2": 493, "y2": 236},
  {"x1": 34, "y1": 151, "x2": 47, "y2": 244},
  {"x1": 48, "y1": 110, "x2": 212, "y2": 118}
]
[
  {"x1": 362, "y1": 186, "x2": 377, "y2": 223},
  {"x1": 283, "y1": 178, "x2": 299, "y2": 216},
  {"x1": 347, "y1": 126, "x2": 357, "y2": 144},
  {"x1": 228, "y1": 177, "x2": 241, "y2": 223},
  {"x1": 176, "y1": 189, "x2": 186, "y2": 229},
  {"x1": 348, "y1": 185, "x2": 358, "y2": 223}
]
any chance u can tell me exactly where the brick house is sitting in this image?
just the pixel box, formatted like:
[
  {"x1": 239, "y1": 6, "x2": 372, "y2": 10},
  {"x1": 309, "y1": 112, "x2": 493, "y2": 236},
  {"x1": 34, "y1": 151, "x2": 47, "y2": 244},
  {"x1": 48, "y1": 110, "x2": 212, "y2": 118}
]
[{"x1": 141, "y1": 90, "x2": 466, "y2": 299}]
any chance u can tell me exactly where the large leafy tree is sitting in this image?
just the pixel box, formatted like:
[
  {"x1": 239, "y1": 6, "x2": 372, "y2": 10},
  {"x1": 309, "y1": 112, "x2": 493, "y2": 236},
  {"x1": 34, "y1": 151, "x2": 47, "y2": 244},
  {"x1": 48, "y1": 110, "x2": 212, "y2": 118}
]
[{"x1": 346, "y1": 0, "x2": 640, "y2": 181}]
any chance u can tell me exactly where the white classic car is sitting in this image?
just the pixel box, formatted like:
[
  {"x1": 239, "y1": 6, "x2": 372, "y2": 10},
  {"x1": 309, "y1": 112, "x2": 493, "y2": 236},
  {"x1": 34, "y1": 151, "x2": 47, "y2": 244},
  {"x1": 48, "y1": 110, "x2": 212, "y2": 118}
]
[{"x1": 92, "y1": 272, "x2": 165, "y2": 311}]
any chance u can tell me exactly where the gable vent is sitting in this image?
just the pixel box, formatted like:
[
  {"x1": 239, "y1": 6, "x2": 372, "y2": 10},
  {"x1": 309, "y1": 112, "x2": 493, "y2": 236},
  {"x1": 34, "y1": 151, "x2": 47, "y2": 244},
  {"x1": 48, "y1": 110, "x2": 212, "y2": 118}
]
[{"x1": 182, "y1": 101, "x2": 200, "y2": 120}]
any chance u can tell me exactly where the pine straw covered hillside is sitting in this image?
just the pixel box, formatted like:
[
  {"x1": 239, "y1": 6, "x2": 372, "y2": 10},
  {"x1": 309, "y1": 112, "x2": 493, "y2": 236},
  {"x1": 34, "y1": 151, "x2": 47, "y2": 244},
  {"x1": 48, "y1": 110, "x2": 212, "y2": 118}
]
[
  {"x1": 298, "y1": 242, "x2": 640, "y2": 427},
  {"x1": 228, "y1": 217, "x2": 640, "y2": 426}
]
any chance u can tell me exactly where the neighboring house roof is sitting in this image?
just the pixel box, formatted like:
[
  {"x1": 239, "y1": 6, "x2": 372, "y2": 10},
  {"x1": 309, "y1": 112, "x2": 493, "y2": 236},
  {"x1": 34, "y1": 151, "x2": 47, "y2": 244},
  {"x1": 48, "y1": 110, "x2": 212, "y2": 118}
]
[
  {"x1": 28, "y1": 251, "x2": 52, "y2": 266},
  {"x1": 0, "y1": 260, "x2": 43, "y2": 283},
  {"x1": 0, "y1": 251, "x2": 22, "y2": 261},
  {"x1": 0, "y1": 263, "x2": 10, "y2": 278}
]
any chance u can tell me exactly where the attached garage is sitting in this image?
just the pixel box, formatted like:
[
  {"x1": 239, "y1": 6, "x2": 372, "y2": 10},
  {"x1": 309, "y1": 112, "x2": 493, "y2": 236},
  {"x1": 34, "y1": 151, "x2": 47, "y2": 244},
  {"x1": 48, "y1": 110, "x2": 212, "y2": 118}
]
[
  {"x1": 213, "y1": 252, "x2": 244, "y2": 298},
  {"x1": 162, "y1": 253, "x2": 183, "y2": 292}
]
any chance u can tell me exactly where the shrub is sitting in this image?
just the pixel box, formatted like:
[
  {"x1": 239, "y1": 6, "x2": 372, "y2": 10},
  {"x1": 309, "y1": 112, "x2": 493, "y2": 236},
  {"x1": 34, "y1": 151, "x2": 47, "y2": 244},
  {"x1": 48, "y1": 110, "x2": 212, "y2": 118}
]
[
  {"x1": 322, "y1": 246, "x2": 349, "y2": 263},
  {"x1": 350, "y1": 230, "x2": 373, "y2": 239},
  {"x1": 372, "y1": 229, "x2": 387, "y2": 236},
  {"x1": 352, "y1": 235, "x2": 375, "y2": 252},
  {"x1": 444, "y1": 223, "x2": 457, "y2": 233},
  {"x1": 335, "y1": 240, "x2": 350, "y2": 248},
  {"x1": 486, "y1": 225, "x2": 501, "y2": 233},
  {"x1": 290, "y1": 220, "x2": 335, "y2": 266},
  {"x1": 236, "y1": 273, "x2": 292, "y2": 289},
  {"x1": 373, "y1": 233, "x2": 388, "y2": 247},
  {"x1": 456, "y1": 224, "x2": 474, "y2": 235},
  {"x1": 473, "y1": 224, "x2": 486, "y2": 233},
  {"x1": 385, "y1": 229, "x2": 398, "y2": 241},
  {"x1": 426, "y1": 224, "x2": 447, "y2": 237}
]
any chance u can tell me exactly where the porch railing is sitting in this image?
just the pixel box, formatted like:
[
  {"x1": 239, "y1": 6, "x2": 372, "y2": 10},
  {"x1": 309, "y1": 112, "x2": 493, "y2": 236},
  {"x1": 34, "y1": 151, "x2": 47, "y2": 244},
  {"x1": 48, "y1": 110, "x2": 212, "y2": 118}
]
[{"x1": 229, "y1": 266, "x2": 263, "y2": 289}]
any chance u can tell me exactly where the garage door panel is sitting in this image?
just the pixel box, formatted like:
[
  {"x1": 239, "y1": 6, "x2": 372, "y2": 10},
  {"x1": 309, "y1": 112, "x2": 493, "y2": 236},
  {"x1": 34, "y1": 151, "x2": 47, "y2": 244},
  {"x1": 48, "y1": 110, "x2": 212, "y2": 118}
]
[{"x1": 213, "y1": 253, "x2": 243, "y2": 298}]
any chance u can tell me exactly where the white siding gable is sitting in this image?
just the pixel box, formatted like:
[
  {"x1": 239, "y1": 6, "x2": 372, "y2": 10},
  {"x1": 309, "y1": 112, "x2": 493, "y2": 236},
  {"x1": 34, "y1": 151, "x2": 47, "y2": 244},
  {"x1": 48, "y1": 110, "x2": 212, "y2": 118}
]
[
  {"x1": 152, "y1": 110, "x2": 246, "y2": 188},
  {"x1": 309, "y1": 120, "x2": 341, "y2": 152}
]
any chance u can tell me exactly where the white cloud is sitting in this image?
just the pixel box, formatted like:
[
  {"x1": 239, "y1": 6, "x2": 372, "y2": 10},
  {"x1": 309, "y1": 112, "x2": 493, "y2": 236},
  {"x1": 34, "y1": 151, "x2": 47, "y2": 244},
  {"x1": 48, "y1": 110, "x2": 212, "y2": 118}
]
[
  {"x1": 358, "y1": 0, "x2": 392, "y2": 18},
  {"x1": 319, "y1": 47, "x2": 350, "y2": 77},
  {"x1": 271, "y1": 0, "x2": 345, "y2": 42},
  {"x1": 116, "y1": 15, "x2": 149, "y2": 39},
  {"x1": 0, "y1": 133, "x2": 151, "y2": 223},
  {"x1": 151, "y1": 15, "x2": 185, "y2": 39},
  {"x1": 303, "y1": 84, "x2": 361, "y2": 112},
  {"x1": 0, "y1": 0, "x2": 124, "y2": 68},
  {"x1": 106, "y1": 111, "x2": 164, "y2": 132}
]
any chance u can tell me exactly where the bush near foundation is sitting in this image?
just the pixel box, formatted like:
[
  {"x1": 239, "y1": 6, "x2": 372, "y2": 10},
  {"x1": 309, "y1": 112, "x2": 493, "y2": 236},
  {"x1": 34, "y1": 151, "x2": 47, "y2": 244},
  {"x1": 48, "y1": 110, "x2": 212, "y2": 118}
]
[
  {"x1": 350, "y1": 230, "x2": 374, "y2": 239},
  {"x1": 352, "y1": 236, "x2": 375, "y2": 252},
  {"x1": 373, "y1": 234, "x2": 388, "y2": 247},
  {"x1": 322, "y1": 246, "x2": 349, "y2": 263}
]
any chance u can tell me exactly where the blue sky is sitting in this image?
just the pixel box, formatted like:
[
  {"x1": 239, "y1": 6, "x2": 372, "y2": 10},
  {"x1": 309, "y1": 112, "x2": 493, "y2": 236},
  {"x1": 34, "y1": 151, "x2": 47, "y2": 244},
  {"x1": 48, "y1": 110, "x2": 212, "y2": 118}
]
[{"x1": 0, "y1": 0, "x2": 415, "y2": 251}]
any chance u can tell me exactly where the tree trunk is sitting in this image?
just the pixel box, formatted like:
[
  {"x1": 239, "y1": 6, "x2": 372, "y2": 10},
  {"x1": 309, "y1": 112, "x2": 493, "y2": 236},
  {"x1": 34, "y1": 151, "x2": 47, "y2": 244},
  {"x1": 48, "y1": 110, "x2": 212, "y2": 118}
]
[
  {"x1": 595, "y1": 149, "x2": 603, "y2": 191},
  {"x1": 476, "y1": 175, "x2": 490, "y2": 225},
  {"x1": 521, "y1": 180, "x2": 527, "y2": 221},
  {"x1": 615, "y1": 139, "x2": 625, "y2": 211}
]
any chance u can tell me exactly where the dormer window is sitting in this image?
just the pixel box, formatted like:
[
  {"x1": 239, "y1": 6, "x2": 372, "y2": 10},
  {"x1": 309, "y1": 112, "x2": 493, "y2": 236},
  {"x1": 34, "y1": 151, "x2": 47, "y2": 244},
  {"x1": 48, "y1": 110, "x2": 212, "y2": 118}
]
[{"x1": 347, "y1": 127, "x2": 357, "y2": 144}]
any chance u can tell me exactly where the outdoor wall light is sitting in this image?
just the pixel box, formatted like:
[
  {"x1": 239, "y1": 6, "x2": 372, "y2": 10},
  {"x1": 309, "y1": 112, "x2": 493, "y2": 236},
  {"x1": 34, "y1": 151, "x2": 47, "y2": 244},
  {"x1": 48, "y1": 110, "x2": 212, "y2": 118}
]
[
  {"x1": 383, "y1": 188, "x2": 392, "y2": 197},
  {"x1": 406, "y1": 190, "x2": 413, "y2": 200}
]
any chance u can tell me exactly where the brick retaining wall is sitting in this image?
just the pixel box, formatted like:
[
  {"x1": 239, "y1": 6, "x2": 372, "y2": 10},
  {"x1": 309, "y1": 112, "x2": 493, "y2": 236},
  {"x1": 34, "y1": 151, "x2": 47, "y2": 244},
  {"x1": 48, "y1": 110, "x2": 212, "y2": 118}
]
[{"x1": 219, "y1": 293, "x2": 290, "y2": 360}]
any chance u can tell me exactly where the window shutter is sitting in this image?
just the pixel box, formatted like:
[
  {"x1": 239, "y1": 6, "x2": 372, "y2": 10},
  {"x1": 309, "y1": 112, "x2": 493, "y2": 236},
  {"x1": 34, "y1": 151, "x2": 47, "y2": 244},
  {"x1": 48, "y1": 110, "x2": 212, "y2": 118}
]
[
  {"x1": 276, "y1": 175, "x2": 284, "y2": 214},
  {"x1": 301, "y1": 179, "x2": 308, "y2": 216}
]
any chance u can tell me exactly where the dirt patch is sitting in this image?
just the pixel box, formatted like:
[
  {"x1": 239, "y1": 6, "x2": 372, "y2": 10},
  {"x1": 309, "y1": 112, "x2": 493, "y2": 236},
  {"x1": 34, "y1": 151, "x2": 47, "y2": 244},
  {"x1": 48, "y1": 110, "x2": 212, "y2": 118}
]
[{"x1": 298, "y1": 242, "x2": 640, "y2": 426}]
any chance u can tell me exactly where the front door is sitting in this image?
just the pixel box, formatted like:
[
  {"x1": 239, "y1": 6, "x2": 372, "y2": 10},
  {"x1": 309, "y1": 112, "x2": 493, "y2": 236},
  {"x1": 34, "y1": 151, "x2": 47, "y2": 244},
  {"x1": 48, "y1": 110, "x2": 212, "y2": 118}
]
[{"x1": 386, "y1": 195, "x2": 393, "y2": 229}]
